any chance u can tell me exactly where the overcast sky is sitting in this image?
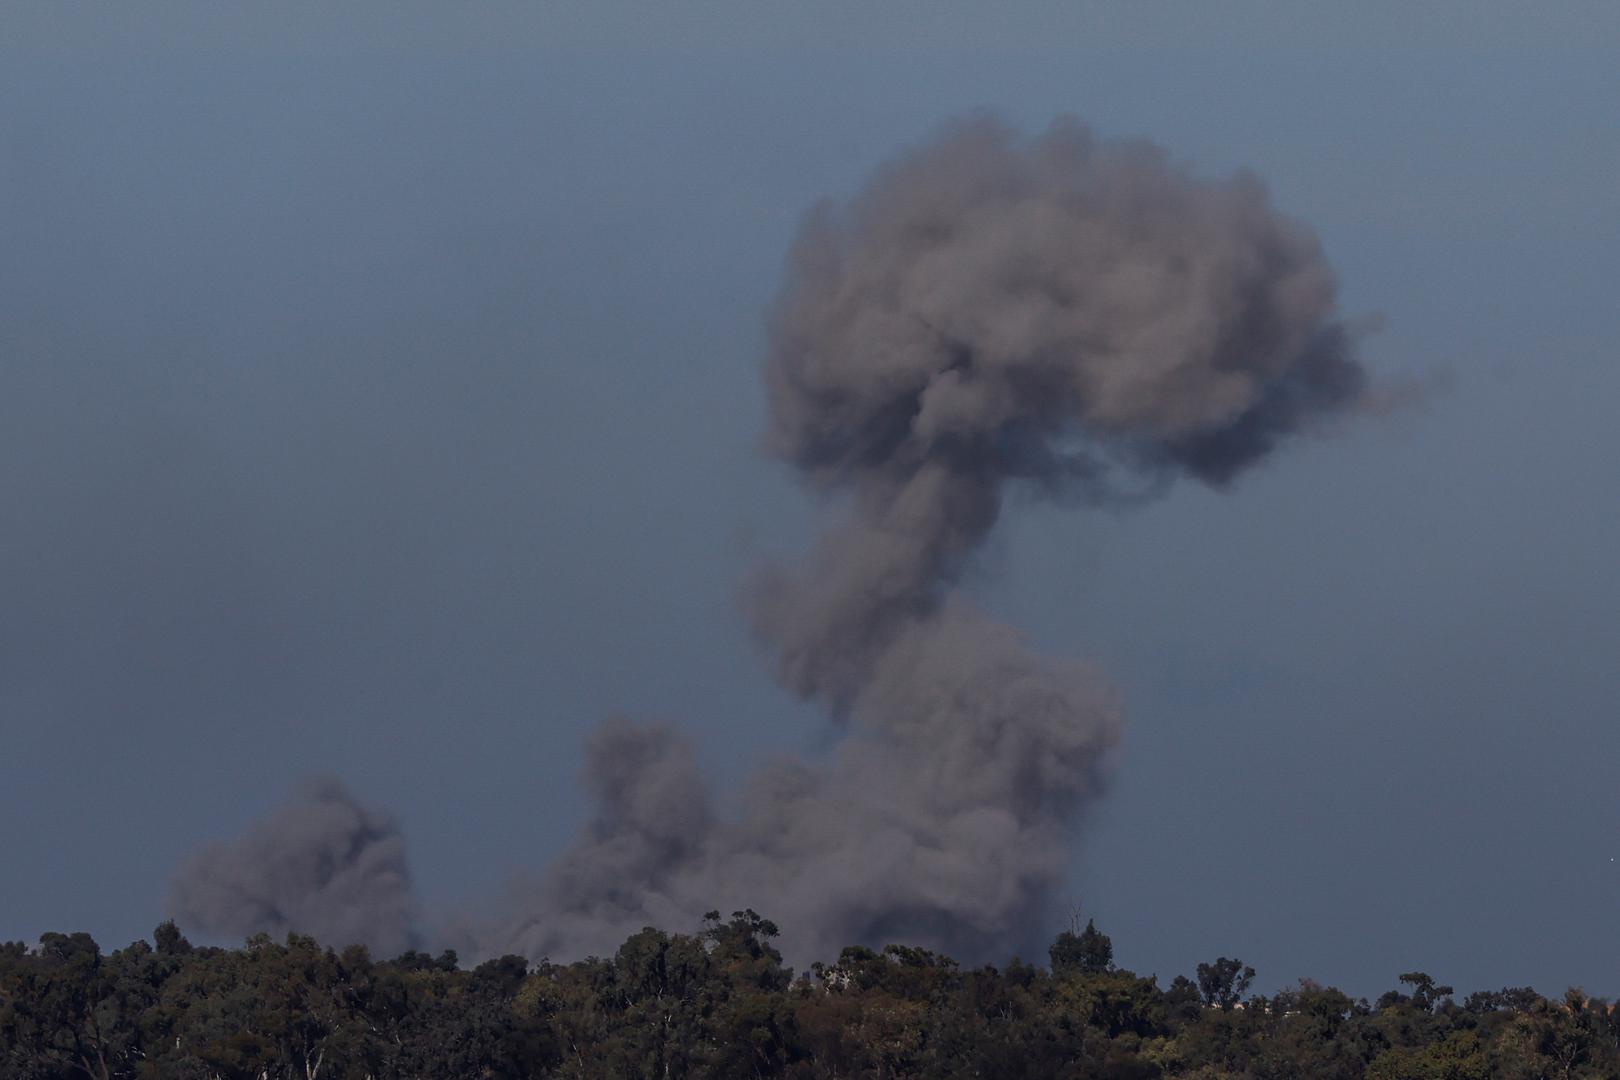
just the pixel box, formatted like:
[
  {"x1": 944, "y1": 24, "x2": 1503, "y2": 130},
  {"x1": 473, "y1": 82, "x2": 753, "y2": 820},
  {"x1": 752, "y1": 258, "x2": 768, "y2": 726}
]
[{"x1": 3, "y1": 2, "x2": 1618, "y2": 999}]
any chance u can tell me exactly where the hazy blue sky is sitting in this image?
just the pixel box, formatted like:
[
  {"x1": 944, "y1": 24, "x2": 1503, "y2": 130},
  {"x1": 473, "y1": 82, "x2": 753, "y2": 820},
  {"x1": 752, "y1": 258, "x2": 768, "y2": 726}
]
[{"x1": 3, "y1": 2, "x2": 1618, "y2": 998}]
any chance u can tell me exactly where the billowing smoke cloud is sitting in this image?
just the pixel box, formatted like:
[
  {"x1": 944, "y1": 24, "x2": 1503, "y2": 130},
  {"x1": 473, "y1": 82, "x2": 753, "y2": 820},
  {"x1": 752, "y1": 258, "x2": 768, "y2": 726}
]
[
  {"x1": 170, "y1": 116, "x2": 1369, "y2": 964},
  {"x1": 168, "y1": 777, "x2": 418, "y2": 957},
  {"x1": 472, "y1": 116, "x2": 1368, "y2": 964}
]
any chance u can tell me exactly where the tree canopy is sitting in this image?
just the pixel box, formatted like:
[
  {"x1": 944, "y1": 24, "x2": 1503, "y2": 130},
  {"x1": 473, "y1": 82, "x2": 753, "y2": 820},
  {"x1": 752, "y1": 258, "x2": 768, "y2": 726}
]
[{"x1": 2, "y1": 914, "x2": 1615, "y2": 1079}]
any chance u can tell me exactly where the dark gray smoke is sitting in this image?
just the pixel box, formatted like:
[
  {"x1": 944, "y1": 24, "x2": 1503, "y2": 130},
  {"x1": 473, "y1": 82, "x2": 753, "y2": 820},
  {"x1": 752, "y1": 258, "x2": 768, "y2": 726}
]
[
  {"x1": 168, "y1": 777, "x2": 418, "y2": 957},
  {"x1": 172, "y1": 116, "x2": 1369, "y2": 965},
  {"x1": 471, "y1": 116, "x2": 1368, "y2": 964}
]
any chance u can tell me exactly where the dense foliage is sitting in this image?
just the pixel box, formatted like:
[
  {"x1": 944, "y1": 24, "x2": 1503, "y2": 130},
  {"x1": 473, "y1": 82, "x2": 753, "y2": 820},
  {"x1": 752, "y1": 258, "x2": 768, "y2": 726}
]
[{"x1": 3, "y1": 912, "x2": 1616, "y2": 1079}]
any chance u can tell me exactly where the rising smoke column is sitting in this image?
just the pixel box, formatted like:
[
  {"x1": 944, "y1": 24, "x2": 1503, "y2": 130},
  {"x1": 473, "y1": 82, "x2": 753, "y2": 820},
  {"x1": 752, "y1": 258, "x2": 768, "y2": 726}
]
[
  {"x1": 169, "y1": 116, "x2": 1369, "y2": 965},
  {"x1": 482, "y1": 115, "x2": 1368, "y2": 965},
  {"x1": 168, "y1": 777, "x2": 418, "y2": 957}
]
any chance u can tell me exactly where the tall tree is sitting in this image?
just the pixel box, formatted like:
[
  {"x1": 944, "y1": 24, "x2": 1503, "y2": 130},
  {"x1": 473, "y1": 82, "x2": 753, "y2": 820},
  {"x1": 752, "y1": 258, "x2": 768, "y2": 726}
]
[
  {"x1": 1196, "y1": 956, "x2": 1256, "y2": 1010},
  {"x1": 1050, "y1": 919, "x2": 1113, "y2": 976}
]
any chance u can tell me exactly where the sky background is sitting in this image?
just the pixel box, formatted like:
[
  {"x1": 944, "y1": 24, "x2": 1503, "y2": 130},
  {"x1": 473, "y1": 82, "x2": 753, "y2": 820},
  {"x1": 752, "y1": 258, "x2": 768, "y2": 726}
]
[{"x1": 3, "y1": 2, "x2": 1618, "y2": 999}]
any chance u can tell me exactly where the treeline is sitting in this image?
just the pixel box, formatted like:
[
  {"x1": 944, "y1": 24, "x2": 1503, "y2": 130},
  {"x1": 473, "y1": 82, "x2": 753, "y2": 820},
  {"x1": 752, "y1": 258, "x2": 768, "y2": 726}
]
[{"x1": 3, "y1": 911, "x2": 1617, "y2": 1079}]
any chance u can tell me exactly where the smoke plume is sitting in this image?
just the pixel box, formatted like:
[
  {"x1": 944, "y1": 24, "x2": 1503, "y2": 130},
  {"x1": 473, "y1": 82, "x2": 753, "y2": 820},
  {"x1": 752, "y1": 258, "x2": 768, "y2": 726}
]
[
  {"x1": 473, "y1": 116, "x2": 1367, "y2": 964},
  {"x1": 168, "y1": 777, "x2": 418, "y2": 957},
  {"x1": 170, "y1": 116, "x2": 1369, "y2": 964}
]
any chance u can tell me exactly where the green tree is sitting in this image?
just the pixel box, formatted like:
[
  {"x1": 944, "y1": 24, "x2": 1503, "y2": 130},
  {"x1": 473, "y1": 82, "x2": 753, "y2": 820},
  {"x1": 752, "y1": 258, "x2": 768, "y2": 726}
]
[
  {"x1": 1399, "y1": 971, "x2": 1455, "y2": 1013},
  {"x1": 1366, "y1": 1029, "x2": 1489, "y2": 1080},
  {"x1": 1050, "y1": 919, "x2": 1113, "y2": 977},
  {"x1": 152, "y1": 921, "x2": 192, "y2": 957},
  {"x1": 1196, "y1": 957, "x2": 1256, "y2": 1011}
]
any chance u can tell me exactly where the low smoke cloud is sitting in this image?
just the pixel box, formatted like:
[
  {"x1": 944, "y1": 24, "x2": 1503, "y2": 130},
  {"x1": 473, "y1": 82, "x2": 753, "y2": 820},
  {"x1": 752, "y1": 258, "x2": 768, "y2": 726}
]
[
  {"x1": 170, "y1": 116, "x2": 1370, "y2": 964},
  {"x1": 168, "y1": 777, "x2": 418, "y2": 958}
]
